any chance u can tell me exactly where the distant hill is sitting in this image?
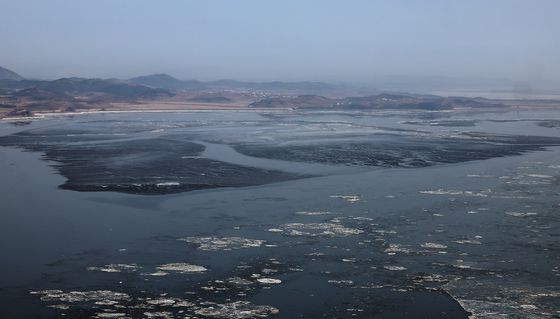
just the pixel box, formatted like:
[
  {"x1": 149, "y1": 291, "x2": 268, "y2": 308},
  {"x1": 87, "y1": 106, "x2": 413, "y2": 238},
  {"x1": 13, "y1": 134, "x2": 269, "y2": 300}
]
[
  {"x1": 0, "y1": 77, "x2": 172, "y2": 100},
  {"x1": 0, "y1": 66, "x2": 24, "y2": 81},
  {"x1": 36, "y1": 78, "x2": 172, "y2": 99},
  {"x1": 250, "y1": 93, "x2": 506, "y2": 110},
  {"x1": 0, "y1": 76, "x2": 175, "y2": 118},
  {"x1": 0, "y1": 70, "x2": 511, "y2": 118},
  {"x1": 127, "y1": 73, "x2": 339, "y2": 93},
  {"x1": 129, "y1": 74, "x2": 189, "y2": 90},
  {"x1": 13, "y1": 87, "x2": 76, "y2": 101}
]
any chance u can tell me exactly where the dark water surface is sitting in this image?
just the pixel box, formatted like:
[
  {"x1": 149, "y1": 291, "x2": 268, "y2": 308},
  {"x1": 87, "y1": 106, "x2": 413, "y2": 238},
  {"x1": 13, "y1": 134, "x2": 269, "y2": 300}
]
[{"x1": 0, "y1": 109, "x2": 559, "y2": 318}]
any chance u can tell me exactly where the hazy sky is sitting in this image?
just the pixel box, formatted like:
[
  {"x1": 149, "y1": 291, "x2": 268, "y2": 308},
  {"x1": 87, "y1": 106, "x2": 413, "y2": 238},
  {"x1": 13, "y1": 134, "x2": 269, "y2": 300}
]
[{"x1": 1, "y1": 0, "x2": 559, "y2": 85}]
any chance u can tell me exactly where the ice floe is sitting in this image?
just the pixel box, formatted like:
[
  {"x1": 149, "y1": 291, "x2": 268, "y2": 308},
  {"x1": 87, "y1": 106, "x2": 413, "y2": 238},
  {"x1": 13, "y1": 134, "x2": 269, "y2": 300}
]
[
  {"x1": 455, "y1": 239, "x2": 482, "y2": 245},
  {"x1": 384, "y1": 243, "x2": 412, "y2": 255},
  {"x1": 328, "y1": 279, "x2": 354, "y2": 285},
  {"x1": 227, "y1": 277, "x2": 253, "y2": 285},
  {"x1": 30, "y1": 289, "x2": 131, "y2": 303},
  {"x1": 256, "y1": 278, "x2": 282, "y2": 284},
  {"x1": 156, "y1": 263, "x2": 207, "y2": 274},
  {"x1": 505, "y1": 212, "x2": 538, "y2": 217},
  {"x1": 420, "y1": 242, "x2": 448, "y2": 249},
  {"x1": 195, "y1": 301, "x2": 279, "y2": 318},
  {"x1": 87, "y1": 264, "x2": 142, "y2": 273},
  {"x1": 156, "y1": 182, "x2": 181, "y2": 187},
  {"x1": 329, "y1": 195, "x2": 361, "y2": 203},
  {"x1": 178, "y1": 236, "x2": 266, "y2": 251},
  {"x1": 277, "y1": 222, "x2": 363, "y2": 237},
  {"x1": 94, "y1": 313, "x2": 128, "y2": 318},
  {"x1": 295, "y1": 211, "x2": 333, "y2": 216},
  {"x1": 445, "y1": 280, "x2": 560, "y2": 319},
  {"x1": 383, "y1": 265, "x2": 407, "y2": 271},
  {"x1": 419, "y1": 189, "x2": 490, "y2": 197},
  {"x1": 31, "y1": 289, "x2": 279, "y2": 319}
]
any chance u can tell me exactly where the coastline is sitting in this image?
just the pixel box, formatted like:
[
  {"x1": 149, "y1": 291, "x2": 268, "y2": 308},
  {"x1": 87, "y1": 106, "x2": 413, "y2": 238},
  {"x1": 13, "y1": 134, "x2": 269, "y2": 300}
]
[
  {"x1": 2, "y1": 101, "x2": 560, "y2": 123},
  {"x1": 0, "y1": 106, "x2": 295, "y2": 122}
]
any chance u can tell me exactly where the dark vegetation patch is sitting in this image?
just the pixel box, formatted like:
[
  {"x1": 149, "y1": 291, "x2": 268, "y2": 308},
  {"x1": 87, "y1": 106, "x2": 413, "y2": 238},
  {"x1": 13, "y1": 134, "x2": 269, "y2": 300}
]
[
  {"x1": 0, "y1": 132, "x2": 304, "y2": 195},
  {"x1": 235, "y1": 133, "x2": 560, "y2": 168}
]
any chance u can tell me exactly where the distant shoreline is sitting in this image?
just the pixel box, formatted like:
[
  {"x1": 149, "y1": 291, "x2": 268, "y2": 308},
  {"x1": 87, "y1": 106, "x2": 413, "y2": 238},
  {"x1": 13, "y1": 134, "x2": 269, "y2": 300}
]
[
  {"x1": 2, "y1": 98, "x2": 560, "y2": 122},
  {"x1": 0, "y1": 107, "x2": 294, "y2": 121}
]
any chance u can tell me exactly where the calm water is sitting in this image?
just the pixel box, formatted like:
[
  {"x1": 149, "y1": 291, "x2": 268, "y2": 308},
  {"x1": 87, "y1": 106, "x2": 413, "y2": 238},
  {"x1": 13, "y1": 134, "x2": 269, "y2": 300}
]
[{"x1": 0, "y1": 109, "x2": 559, "y2": 318}]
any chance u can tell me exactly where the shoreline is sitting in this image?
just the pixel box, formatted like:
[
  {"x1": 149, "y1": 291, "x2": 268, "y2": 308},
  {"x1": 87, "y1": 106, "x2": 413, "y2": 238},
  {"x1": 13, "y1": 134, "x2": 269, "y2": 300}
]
[
  {"x1": 0, "y1": 107, "x2": 295, "y2": 121},
  {"x1": 1, "y1": 104, "x2": 559, "y2": 122}
]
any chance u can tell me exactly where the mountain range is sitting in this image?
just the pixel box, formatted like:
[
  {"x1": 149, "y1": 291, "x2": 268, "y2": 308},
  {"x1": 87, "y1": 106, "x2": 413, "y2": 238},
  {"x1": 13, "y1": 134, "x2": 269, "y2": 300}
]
[
  {"x1": 128, "y1": 73, "x2": 342, "y2": 94},
  {"x1": 0, "y1": 67, "x2": 345, "y2": 98},
  {"x1": 0, "y1": 66, "x2": 513, "y2": 118}
]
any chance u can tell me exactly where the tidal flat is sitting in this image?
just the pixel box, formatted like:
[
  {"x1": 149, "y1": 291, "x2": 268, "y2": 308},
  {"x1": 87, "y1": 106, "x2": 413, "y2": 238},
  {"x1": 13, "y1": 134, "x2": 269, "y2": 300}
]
[{"x1": 0, "y1": 109, "x2": 559, "y2": 318}]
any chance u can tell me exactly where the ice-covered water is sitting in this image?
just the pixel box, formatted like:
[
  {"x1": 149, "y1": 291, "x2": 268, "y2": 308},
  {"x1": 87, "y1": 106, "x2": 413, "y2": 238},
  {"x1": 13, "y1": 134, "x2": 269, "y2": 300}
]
[{"x1": 0, "y1": 109, "x2": 559, "y2": 318}]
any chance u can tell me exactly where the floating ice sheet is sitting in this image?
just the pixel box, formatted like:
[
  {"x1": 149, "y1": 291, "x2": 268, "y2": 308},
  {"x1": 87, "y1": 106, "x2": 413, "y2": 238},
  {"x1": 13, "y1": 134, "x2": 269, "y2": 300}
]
[
  {"x1": 156, "y1": 263, "x2": 207, "y2": 274},
  {"x1": 421, "y1": 242, "x2": 448, "y2": 249},
  {"x1": 277, "y1": 222, "x2": 363, "y2": 237},
  {"x1": 256, "y1": 278, "x2": 282, "y2": 284},
  {"x1": 87, "y1": 264, "x2": 142, "y2": 273},
  {"x1": 295, "y1": 211, "x2": 334, "y2": 216},
  {"x1": 383, "y1": 265, "x2": 407, "y2": 271},
  {"x1": 329, "y1": 195, "x2": 361, "y2": 203},
  {"x1": 505, "y1": 212, "x2": 538, "y2": 217},
  {"x1": 179, "y1": 236, "x2": 266, "y2": 251},
  {"x1": 195, "y1": 301, "x2": 279, "y2": 318},
  {"x1": 30, "y1": 289, "x2": 131, "y2": 303}
]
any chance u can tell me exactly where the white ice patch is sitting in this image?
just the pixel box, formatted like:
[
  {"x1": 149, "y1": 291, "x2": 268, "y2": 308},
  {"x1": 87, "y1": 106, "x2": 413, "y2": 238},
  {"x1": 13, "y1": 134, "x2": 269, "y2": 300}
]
[
  {"x1": 420, "y1": 242, "x2": 448, "y2": 249},
  {"x1": 156, "y1": 182, "x2": 180, "y2": 187},
  {"x1": 227, "y1": 277, "x2": 253, "y2": 285},
  {"x1": 156, "y1": 263, "x2": 207, "y2": 274},
  {"x1": 455, "y1": 239, "x2": 482, "y2": 245},
  {"x1": 505, "y1": 212, "x2": 538, "y2": 217},
  {"x1": 295, "y1": 211, "x2": 333, "y2": 216},
  {"x1": 419, "y1": 189, "x2": 490, "y2": 197},
  {"x1": 30, "y1": 290, "x2": 131, "y2": 303},
  {"x1": 383, "y1": 265, "x2": 407, "y2": 271},
  {"x1": 445, "y1": 280, "x2": 560, "y2": 319},
  {"x1": 525, "y1": 174, "x2": 553, "y2": 178},
  {"x1": 195, "y1": 301, "x2": 279, "y2": 318},
  {"x1": 329, "y1": 195, "x2": 361, "y2": 203},
  {"x1": 328, "y1": 279, "x2": 354, "y2": 285},
  {"x1": 179, "y1": 236, "x2": 266, "y2": 251},
  {"x1": 256, "y1": 278, "x2": 282, "y2": 284},
  {"x1": 279, "y1": 223, "x2": 363, "y2": 237},
  {"x1": 384, "y1": 244, "x2": 412, "y2": 255},
  {"x1": 144, "y1": 271, "x2": 169, "y2": 276},
  {"x1": 144, "y1": 297, "x2": 194, "y2": 307},
  {"x1": 94, "y1": 313, "x2": 128, "y2": 318},
  {"x1": 267, "y1": 228, "x2": 283, "y2": 233},
  {"x1": 87, "y1": 264, "x2": 142, "y2": 273}
]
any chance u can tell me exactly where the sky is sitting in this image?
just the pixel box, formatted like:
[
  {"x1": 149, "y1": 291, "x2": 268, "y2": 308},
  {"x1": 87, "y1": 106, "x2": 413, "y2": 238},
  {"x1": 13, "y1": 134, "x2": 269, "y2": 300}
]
[{"x1": 1, "y1": 0, "x2": 559, "y2": 87}]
